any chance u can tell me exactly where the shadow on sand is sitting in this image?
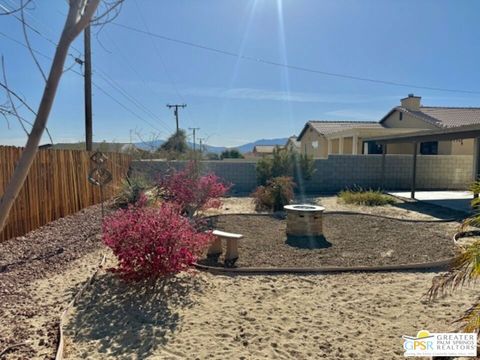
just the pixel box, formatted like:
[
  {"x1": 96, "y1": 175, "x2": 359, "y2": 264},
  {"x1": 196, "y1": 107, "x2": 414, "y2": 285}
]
[
  {"x1": 286, "y1": 235, "x2": 332, "y2": 249},
  {"x1": 65, "y1": 272, "x2": 205, "y2": 358}
]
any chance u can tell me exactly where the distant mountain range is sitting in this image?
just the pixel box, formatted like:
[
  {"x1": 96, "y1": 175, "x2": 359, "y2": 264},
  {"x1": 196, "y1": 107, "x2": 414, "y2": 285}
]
[
  {"x1": 135, "y1": 137, "x2": 289, "y2": 154},
  {"x1": 49, "y1": 137, "x2": 290, "y2": 154}
]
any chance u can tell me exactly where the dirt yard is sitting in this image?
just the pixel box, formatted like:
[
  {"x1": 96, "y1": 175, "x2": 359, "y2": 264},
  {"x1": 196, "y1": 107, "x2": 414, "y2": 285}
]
[{"x1": 0, "y1": 196, "x2": 474, "y2": 359}]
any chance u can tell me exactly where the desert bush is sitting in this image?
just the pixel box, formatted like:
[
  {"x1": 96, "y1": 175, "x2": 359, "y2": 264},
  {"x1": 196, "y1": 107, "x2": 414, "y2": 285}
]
[
  {"x1": 220, "y1": 149, "x2": 243, "y2": 159},
  {"x1": 256, "y1": 148, "x2": 315, "y2": 185},
  {"x1": 427, "y1": 181, "x2": 480, "y2": 332},
  {"x1": 103, "y1": 202, "x2": 213, "y2": 280},
  {"x1": 156, "y1": 162, "x2": 230, "y2": 217},
  {"x1": 113, "y1": 176, "x2": 150, "y2": 209},
  {"x1": 252, "y1": 176, "x2": 295, "y2": 212},
  {"x1": 338, "y1": 188, "x2": 395, "y2": 206}
]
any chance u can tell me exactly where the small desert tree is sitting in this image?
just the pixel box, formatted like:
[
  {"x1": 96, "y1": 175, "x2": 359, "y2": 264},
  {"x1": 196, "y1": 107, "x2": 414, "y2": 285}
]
[
  {"x1": 160, "y1": 129, "x2": 188, "y2": 154},
  {"x1": 0, "y1": 0, "x2": 123, "y2": 234},
  {"x1": 256, "y1": 147, "x2": 315, "y2": 185}
]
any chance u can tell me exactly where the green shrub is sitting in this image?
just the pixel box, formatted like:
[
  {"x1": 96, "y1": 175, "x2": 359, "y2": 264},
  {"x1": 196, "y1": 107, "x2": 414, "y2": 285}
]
[
  {"x1": 252, "y1": 176, "x2": 295, "y2": 212},
  {"x1": 338, "y1": 188, "x2": 395, "y2": 206},
  {"x1": 113, "y1": 176, "x2": 150, "y2": 209},
  {"x1": 221, "y1": 149, "x2": 243, "y2": 159},
  {"x1": 256, "y1": 148, "x2": 315, "y2": 185}
]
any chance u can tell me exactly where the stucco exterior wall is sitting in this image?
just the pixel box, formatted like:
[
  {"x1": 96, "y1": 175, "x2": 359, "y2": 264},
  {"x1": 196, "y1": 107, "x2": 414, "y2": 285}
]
[
  {"x1": 380, "y1": 110, "x2": 474, "y2": 155},
  {"x1": 343, "y1": 137, "x2": 353, "y2": 154},
  {"x1": 451, "y1": 139, "x2": 474, "y2": 155},
  {"x1": 381, "y1": 110, "x2": 437, "y2": 130},
  {"x1": 299, "y1": 128, "x2": 328, "y2": 158}
]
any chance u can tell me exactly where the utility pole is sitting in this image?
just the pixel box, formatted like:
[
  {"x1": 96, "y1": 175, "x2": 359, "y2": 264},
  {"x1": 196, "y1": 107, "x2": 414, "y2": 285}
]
[
  {"x1": 84, "y1": 24, "x2": 93, "y2": 151},
  {"x1": 189, "y1": 127, "x2": 200, "y2": 152},
  {"x1": 198, "y1": 138, "x2": 205, "y2": 153},
  {"x1": 167, "y1": 104, "x2": 186, "y2": 132}
]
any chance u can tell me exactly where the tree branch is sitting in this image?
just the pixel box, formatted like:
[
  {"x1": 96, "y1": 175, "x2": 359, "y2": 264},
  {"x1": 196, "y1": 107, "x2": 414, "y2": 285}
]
[
  {"x1": 20, "y1": 0, "x2": 47, "y2": 82},
  {"x1": 0, "y1": 0, "x2": 32, "y2": 16},
  {"x1": 1, "y1": 56, "x2": 54, "y2": 144},
  {"x1": 1, "y1": 56, "x2": 29, "y2": 135}
]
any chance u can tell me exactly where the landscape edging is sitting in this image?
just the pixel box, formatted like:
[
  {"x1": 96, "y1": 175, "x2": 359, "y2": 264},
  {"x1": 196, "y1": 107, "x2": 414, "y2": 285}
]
[
  {"x1": 55, "y1": 254, "x2": 106, "y2": 360},
  {"x1": 197, "y1": 211, "x2": 467, "y2": 275}
]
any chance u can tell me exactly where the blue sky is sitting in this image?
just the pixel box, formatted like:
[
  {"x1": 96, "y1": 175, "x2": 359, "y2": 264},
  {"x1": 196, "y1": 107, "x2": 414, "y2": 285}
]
[{"x1": 1, "y1": 0, "x2": 480, "y2": 147}]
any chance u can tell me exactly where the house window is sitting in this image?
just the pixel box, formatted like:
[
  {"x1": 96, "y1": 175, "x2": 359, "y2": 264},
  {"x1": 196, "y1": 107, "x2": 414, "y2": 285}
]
[
  {"x1": 365, "y1": 141, "x2": 383, "y2": 154},
  {"x1": 420, "y1": 141, "x2": 438, "y2": 155},
  {"x1": 399, "y1": 112, "x2": 403, "y2": 121}
]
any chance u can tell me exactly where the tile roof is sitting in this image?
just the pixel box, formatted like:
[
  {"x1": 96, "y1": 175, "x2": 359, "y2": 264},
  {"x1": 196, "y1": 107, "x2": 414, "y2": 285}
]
[
  {"x1": 253, "y1": 145, "x2": 279, "y2": 153},
  {"x1": 387, "y1": 106, "x2": 480, "y2": 128},
  {"x1": 306, "y1": 121, "x2": 381, "y2": 136},
  {"x1": 286, "y1": 136, "x2": 300, "y2": 148}
]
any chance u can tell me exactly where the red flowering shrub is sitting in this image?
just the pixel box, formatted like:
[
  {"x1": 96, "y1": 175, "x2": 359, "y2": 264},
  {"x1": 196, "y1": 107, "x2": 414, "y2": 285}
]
[
  {"x1": 102, "y1": 202, "x2": 213, "y2": 280},
  {"x1": 156, "y1": 162, "x2": 230, "y2": 217}
]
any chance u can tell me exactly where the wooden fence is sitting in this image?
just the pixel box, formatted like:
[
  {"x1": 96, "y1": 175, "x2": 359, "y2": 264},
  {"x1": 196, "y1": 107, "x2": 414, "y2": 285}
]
[{"x1": 0, "y1": 146, "x2": 131, "y2": 242}]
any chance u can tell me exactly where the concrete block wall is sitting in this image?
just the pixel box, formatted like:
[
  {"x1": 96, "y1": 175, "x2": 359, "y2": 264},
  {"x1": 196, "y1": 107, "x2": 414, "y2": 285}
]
[
  {"x1": 132, "y1": 160, "x2": 257, "y2": 193},
  {"x1": 132, "y1": 155, "x2": 474, "y2": 194}
]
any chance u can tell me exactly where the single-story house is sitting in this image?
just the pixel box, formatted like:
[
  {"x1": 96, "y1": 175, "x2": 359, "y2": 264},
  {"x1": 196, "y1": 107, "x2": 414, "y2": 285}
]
[
  {"x1": 285, "y1": 136, "x2": 300, "y2": 152},
  {"x1": 252, "y1": 145, "x2": 283, "y2": 157},
  {"x1": 298, "y1": 94, "x2": 480, "y2": 158}
]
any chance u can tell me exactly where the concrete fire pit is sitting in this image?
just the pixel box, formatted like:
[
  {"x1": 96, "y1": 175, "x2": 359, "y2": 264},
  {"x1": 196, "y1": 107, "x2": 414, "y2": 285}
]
[{"x1": 284, "y1": 204, "x2": 325, "y2": 237}]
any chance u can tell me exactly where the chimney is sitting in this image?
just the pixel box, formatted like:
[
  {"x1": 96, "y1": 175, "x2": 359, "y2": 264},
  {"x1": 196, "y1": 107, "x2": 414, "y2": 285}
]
[{"x1": 400, "y1": 94, "x2": 421, "y2": 111}]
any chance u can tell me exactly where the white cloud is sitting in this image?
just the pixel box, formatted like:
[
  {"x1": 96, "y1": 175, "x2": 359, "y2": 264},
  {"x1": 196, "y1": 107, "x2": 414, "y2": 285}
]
[
  {"x1": 324, "y1": 109, "x2": 386, "y2": 121},
  {"x1": 182, "y1": 87, "x2": 392, "y2": 104}
]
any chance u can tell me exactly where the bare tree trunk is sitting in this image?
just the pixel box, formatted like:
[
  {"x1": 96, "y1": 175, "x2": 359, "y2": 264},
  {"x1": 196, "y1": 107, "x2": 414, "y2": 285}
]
[{"x1": 0, "y1": 0, "x2": 101, "y2": 233}]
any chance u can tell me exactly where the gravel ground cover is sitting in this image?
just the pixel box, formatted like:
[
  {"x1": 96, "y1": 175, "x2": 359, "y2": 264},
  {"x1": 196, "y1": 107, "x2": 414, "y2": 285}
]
[
  {"x1": 203, "y1": 213, "x2": 459, "y2": 268},
  {"x1": 0, "y1": 205, "x2": 106, "y2": 359}
]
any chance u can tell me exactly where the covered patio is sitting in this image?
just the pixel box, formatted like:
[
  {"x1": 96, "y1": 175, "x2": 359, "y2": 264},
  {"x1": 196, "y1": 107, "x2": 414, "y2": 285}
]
[
  {"x1": 366, "y1": 123, "x2": 480, "y2": 200},
  {"x1": 388, "y1": 190, "x2": 473, "y2": 213}
]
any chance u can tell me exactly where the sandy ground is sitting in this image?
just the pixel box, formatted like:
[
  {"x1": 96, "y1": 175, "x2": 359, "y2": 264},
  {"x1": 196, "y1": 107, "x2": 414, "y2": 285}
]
[
  {"x1": 63, "y1": 264, "x2": 477, "y2": 360},
  {"x1": 60, "y1": 196, "x2": 477, "y2": 360},
  {"x1": 2, "y1": 196, "x2": 474, "y2": 359}
]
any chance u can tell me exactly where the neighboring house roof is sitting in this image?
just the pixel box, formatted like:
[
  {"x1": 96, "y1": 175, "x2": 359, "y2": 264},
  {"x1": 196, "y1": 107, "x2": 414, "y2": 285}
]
[
  {"x1": 297, "y1": 121, "x2": 380, "y2": 141},
  {"x1": 253, "y1": 145, "x2": 281, "y2": 153},
  {"x1": 286, "y1": 135, "x2": 300, "y2": 149},
  {"x1": 380, "y1": 106, "x2": 480, "y2": 128}
]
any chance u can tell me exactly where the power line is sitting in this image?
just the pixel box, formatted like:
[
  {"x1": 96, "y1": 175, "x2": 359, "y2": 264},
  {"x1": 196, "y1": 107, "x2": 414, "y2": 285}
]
[
  {"x1": 94, "y1": 70, "x2": 173, "y2": 132},
  {"x1": 0, "y1": 5, "x2": 174, "y2": 134},
  {"x1": 0, "y1": 31, "x2": 166, "y2": 134},
  {"x1": 112, "y1": 22, "x2": 480, "y2": 96},
  {"x1": 133, "y1": 0, "x2": 185, "y2": 103}
]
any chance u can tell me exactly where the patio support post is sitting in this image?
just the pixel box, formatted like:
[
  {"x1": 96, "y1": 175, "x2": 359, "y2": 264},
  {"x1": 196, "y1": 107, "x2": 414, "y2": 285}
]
[
  {"x1": 474, "y1": 137, "x2": 480, "y2": 198},
  {"x1": 411, "y1": 142, "x2": 418, "y2": 199},
  {"x1": 381, "y1": 143, "x2": 387, "y2": 189},
  {"x1": 339, "y1": 137, "x2": 344, "y2": 154},
  {"x1": 327, "y1": 139, "x2": 332, "y2": 156},
  {"x1": 352, "y1": 135, "x2": 358, "y2": 155}
]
